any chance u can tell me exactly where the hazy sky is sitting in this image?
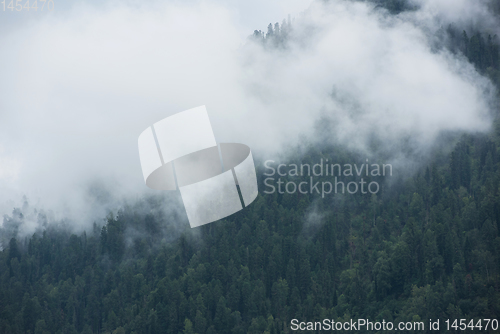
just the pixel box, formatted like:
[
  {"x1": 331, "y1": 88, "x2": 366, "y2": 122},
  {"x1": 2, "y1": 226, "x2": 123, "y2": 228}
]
[
  {"x1": 0, "y1": 0, "x2": 497, "y2": 233},
  {"x1": 0, "y1": 0, "x2": 312, "y2": 35}
]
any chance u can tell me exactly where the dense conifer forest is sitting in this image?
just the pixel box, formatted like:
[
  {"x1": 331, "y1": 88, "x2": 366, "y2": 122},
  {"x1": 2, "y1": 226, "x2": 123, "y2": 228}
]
[{"x1": 1, "y1": 1, "x2": 500, "y2": 333}]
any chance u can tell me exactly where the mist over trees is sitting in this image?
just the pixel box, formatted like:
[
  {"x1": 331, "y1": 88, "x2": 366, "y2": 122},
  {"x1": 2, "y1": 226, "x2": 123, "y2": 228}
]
[
  {"x1": 2, "y1": 130, "x2": 500, "y2": 333},
  {"x1": 251, "y1": 17, "x2": 292, "y2": 48},
  {"x1": 1, "y1": 1, "x2": 500, "y2": 334}
]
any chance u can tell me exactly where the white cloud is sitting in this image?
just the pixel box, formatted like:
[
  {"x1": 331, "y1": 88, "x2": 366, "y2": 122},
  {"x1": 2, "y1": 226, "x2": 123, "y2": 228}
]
[{"x1": 0, "y1": 0, "x2": 496, "y2": 228}]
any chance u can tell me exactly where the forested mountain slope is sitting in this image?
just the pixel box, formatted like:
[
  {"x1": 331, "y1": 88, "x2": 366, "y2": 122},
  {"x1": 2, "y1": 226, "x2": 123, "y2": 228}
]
[{"x1": 1, "y1": 3, "x2": 500, "y2": 334}]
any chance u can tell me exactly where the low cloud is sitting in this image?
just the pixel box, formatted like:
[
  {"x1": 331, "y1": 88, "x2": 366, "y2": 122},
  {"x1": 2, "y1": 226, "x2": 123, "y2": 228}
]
[{"x1": 0, "y1": 0, "x2": 496, "y2": 232}]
